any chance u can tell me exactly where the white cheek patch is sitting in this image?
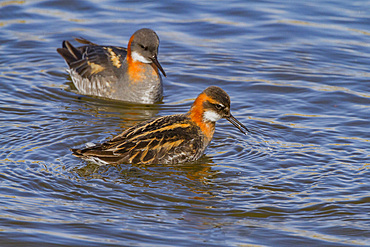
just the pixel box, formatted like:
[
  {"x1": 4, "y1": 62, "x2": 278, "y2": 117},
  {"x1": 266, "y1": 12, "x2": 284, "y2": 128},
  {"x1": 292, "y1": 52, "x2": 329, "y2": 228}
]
[
  {"x1": 131, "y1": 51, "x2": 151, "y2": 63},
  {"x1": 203, "y1": 110, "x2": 222, "y2": 122}
]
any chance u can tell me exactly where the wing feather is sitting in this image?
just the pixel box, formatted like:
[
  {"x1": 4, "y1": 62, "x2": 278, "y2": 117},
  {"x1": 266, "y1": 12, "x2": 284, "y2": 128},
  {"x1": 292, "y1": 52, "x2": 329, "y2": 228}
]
[
  {"x1": 72, "y1": 114, "x2": 205, "y2": 164},
  {"x1": 57, "y1": 39, "x2": 127, "y2": 80}
]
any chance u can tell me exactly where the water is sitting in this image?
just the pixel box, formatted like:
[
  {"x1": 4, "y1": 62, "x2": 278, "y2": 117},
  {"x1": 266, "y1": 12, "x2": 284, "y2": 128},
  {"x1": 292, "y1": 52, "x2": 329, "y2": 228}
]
[{"x1": 1, "y1": 0, "x2": 369, "y2": 246}]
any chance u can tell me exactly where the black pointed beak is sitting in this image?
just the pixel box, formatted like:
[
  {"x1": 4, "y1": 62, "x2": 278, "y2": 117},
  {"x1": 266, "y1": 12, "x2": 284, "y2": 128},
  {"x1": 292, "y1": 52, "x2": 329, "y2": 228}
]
[
  {"x1": 151, "y1": 55, "x2": 166, "y2": 77},
  {"x1": 226, "y1": 114, "x2": 249, "y2": 135}
]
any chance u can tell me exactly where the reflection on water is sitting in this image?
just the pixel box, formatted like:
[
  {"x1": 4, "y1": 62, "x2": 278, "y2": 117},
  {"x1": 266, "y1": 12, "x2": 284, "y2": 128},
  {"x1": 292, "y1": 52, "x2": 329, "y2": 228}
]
[
  {"x1": 73, "y1": 158, "x2": 216, "y2": 187},
  {"x1": 0, "y1": 0, "x2": 369, "y2": 246},
  {"x1": 70, "y1": 94, "x2": 162, "y2": 126}
]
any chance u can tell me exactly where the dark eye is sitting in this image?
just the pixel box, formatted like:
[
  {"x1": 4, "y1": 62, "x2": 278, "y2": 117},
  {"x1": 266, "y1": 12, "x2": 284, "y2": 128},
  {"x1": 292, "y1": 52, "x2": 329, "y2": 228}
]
[
  {"x1": 140, "y1": 44, "x2": 148, "y2": 50},
  {"x1": 215, "y1": 104, "x2": 224, "y2": 110}
]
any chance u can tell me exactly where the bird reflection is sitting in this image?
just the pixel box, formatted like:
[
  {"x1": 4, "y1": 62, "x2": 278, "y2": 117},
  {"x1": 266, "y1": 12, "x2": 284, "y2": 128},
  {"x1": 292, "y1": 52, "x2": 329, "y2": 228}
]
[{"x1": 71, "y1": 155, "x2": 217, "y2": 188}]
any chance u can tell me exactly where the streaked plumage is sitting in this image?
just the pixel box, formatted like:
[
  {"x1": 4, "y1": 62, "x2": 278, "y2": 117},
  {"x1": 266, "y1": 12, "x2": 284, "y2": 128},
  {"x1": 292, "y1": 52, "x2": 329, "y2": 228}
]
[
  {"x1": 71, "y1": 86, "x2": 249, "y2": 165},
  {"x1": 57, "y1": 28, "x2": 166, "y2": 104}
]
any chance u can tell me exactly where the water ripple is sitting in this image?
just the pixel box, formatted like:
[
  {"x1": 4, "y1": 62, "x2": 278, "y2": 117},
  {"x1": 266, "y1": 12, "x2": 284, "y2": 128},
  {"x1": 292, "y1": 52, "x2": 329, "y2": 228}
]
[{"x1": 1, "y1": 0, "x2": 369, "y2": 246}]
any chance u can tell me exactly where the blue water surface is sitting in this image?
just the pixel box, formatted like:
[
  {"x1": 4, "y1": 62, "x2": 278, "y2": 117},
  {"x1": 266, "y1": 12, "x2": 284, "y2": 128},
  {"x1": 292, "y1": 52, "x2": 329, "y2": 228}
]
[{"x1": 0, "y1": 0, "x2": 369, "y2": 246}]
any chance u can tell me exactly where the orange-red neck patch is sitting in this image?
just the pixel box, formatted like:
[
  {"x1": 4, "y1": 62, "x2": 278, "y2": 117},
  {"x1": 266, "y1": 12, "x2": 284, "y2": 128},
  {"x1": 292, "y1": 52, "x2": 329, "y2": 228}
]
[
  {"x1": 126, "y1": 35, "x2": 157, "y2": 83},
  {"x1": 189, "y1": 93, "x2": 215, "y2": 140}
]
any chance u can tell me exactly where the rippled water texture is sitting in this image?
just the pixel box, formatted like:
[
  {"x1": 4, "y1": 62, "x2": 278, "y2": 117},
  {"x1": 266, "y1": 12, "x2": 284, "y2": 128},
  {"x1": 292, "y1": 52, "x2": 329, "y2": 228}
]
[{"x1": 1, "y1": 0, "x2": 369, "y2": 246}]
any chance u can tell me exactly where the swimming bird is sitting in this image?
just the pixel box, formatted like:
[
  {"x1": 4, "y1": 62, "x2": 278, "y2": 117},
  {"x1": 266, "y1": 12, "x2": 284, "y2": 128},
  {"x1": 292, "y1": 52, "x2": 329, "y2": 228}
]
[
  {"x1": 57, "y1": 28, "x2": 166, "y2": 104},
  {"x1": 71, "y1": 86, "x2": 249, "y2": 165}
]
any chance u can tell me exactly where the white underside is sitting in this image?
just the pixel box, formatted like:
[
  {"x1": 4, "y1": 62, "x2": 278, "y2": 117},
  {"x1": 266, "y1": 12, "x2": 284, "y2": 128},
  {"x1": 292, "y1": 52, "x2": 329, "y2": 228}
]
[
  {"x1": 83, "y1": 156, "x2": 110, "y2": 166},
  {"x1": 85, "y1": 142, "x2": 96, "y2": 148},
  {"x1": 141, "y1": 84, "x2": 157, "y2": 104}
]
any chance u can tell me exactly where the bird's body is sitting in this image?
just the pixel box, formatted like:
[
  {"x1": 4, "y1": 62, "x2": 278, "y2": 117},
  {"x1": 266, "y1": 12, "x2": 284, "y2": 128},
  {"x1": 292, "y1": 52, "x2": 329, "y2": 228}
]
[
  {"x1": 71, "y1": 86, "x2": 248, "y2": 165},
  {"x1": 57, "y1": 28, "x2": 166, "y2": 104}
]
